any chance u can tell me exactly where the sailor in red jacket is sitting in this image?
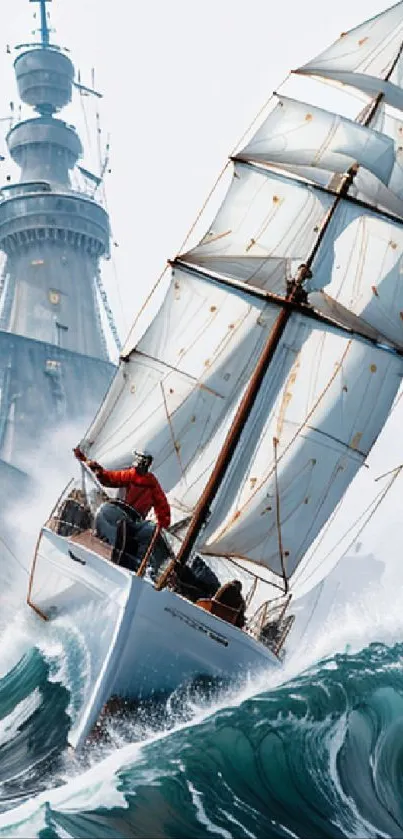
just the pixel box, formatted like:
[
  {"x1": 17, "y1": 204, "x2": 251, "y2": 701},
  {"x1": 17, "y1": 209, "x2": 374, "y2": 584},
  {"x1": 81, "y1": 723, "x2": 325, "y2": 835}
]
[
  {"x1": 91, "y1": 453, "x2": 170, "y2": 529},
  {"x1": 74, "y1": 448, "x2": 171, "y2": 574}
]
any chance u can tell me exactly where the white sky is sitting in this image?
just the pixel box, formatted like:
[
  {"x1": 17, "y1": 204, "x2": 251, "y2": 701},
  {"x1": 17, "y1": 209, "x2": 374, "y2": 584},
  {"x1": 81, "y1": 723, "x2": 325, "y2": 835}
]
[{"x1": 0, "y1": 0, "x2": 391, "y2": 343}]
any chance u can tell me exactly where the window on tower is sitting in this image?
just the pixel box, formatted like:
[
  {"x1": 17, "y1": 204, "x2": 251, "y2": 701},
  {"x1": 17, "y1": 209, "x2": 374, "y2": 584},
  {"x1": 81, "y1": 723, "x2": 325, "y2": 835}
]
[
  {"x1": 45, "y1": 359, "x2": 61, "y2": 375},
  {"x1": 48, "y1": 289, "x2": 61, "y2": 305},
  {"x1": 56, "y1": 322, "x2": 68, "y2": 348}
]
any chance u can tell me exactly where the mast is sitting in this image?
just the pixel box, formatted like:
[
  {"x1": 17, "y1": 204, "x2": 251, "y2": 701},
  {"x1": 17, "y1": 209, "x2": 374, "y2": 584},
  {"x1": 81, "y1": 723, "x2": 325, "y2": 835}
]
[
  {"x1": 30, "y1": 0, "x2": 51, "y2": 47},
  {"x1": 157, "y1": 32, "x2": 403, "y2": 586}
]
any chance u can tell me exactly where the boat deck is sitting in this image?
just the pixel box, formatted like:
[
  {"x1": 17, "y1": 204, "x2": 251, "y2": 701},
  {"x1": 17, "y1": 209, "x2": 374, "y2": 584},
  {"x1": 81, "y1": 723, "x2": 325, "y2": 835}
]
[{"x1": 70, "y1": 530, "x2": 113, "y2": 561}]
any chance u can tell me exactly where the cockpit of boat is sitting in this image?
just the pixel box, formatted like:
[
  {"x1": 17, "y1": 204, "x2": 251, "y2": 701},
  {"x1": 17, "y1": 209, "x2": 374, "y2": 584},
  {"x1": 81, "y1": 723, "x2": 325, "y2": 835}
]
[{"x1": 39, "y1": 480, "x2": 294, "y2": 659}]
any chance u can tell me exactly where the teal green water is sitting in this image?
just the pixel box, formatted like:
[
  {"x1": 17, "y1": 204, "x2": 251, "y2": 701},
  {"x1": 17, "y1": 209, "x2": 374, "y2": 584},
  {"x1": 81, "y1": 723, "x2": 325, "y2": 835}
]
[{"x1": 0, "y1": 642, "x2": 402, "y2": 837}]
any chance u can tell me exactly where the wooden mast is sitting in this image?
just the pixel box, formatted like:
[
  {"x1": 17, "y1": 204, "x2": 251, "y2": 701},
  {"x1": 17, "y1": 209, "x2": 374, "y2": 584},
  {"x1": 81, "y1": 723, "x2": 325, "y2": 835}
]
[{"x1": 156, "y1": 39, "x2": 403, "y2": 590}]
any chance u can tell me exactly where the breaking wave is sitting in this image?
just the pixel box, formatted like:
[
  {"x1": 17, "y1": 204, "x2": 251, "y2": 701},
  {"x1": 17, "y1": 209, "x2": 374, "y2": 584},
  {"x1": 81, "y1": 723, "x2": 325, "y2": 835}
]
[{"x1": 0, "y1": 635, "x2": 403, "y2": 838}]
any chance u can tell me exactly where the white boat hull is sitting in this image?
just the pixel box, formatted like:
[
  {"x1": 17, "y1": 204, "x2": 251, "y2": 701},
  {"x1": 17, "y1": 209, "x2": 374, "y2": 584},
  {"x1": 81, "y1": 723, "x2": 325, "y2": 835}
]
[{"x1": 29, "y1": 527, "x2": 280, "y2": 749}]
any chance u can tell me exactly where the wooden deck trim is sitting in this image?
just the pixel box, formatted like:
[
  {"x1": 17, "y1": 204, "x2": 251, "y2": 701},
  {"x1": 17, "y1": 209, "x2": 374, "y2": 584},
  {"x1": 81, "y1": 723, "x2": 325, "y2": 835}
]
[{"x1": 70, "y1": 530, "x2": 113, "y2": 561}]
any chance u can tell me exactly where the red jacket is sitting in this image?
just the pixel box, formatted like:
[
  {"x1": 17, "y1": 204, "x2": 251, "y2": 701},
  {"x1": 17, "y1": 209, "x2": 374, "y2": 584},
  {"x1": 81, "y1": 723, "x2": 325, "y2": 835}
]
[{"x1": 97, "y1": 467, "x2": 171, "y2": 529}]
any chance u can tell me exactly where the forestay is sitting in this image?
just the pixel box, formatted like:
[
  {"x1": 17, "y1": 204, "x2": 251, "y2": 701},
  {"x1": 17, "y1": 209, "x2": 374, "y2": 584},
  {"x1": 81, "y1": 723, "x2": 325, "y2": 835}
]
[
  {"x1": 83, "y1": 265, "x2": 286, "y2": 508},
  {"x1": 296, "y1": 2, "x2": 403, "y2": 110},
  {"x1": 199, "y1": 313, "x2": 403, "y2": 578},
  {"x1": 238, "y1": 95, "x2": 395, "y2": 186}
]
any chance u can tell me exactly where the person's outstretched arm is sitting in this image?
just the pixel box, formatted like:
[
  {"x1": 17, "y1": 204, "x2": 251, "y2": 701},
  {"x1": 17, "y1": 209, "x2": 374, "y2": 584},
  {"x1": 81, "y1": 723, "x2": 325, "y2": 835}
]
[{"x1": 151, "y1": 477, "x2": 171, "y2": 529}]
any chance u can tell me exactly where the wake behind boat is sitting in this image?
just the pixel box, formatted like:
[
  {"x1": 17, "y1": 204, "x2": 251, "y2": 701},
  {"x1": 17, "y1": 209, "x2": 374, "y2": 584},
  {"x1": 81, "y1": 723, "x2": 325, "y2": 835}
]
[{"x1": 26, "y1": 0, "x2": 403, "y2": 748}]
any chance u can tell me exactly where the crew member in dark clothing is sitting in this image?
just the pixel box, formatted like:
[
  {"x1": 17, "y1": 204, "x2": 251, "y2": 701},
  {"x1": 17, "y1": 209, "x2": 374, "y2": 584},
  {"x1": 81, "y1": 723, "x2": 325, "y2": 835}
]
[
  {"x1": 73, "y1": 447, "x2": 170, "y2": 571},
  {"x1": 213, "y1": 579, "x2": 246, "y2": 628}
]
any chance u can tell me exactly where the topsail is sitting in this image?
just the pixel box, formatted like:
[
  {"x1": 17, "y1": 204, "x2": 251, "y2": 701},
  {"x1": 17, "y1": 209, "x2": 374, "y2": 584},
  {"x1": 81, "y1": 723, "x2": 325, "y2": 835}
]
[
  {"x1": 237, "y1": 95, "x2": 395, "y2": 186},
  {"x1": 83, "y1": 1, "x2": 403, "y2": 594},
  {"x1": 296, "y1": 1, "x2": 403, "y2": 109}
]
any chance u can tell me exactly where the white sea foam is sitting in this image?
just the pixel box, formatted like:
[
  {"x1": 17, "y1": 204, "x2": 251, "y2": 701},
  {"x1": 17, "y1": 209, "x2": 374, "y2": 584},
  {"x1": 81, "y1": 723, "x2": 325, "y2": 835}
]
[
  {"x1": 0, "y1": 688, "x2": 42, "y2": 748},
  {"x1": 1, "y1": 416, "x2": 403, "y2": 828},
  {"x1": 0, "y1": 807, "x2": 49, "y2": 839}
]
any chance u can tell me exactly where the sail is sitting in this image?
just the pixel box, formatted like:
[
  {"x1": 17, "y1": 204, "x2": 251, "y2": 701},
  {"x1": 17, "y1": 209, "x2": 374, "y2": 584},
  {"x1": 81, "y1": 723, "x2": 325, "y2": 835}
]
[
  {"x1": 296, "y1": 2, "x2": 403, "y2": 109},
  {"x1": 182, "y1": 162, "x2": 334, "y2": 294},
  {"x1": 77, "y1": 3, "x2": 403, "y2": 594},
  {"x1": 353, "y1": 168, "x2": 403, "y2": 217},
  {"x1": 238, "y1": 96, "x2": 395, "y2": 186},
  {"x1": 373, "y1": 104, "x2": 403, "y2": 199},
  {"x1": 83, "y1": 265, "x2": 288, "y2": 505},
  {"x1": 349, "y1": 104, "x2": 403, "y2": 216},
  {"x1": 199, "y1": 313, "x2": 403, "y2": 577},
  {"x1": 182, "y1": 160, "x2": 403, "y2": 348},
  {"x1": 307, "y1": 200, "x2": 403, "y2": 348}
]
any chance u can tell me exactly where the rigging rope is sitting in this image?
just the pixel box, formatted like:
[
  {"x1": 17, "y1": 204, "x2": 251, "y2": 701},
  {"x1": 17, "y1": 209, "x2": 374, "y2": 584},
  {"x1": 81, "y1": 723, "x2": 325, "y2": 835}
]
[
  {"x1": 95, "y1": 266, "x2": 121, "y2": 353},
  {"x1": 293, "y1": 578, "x2": 328, "y2": 657},
  {"x1": 292, "y1": 465, "x2": 403, "y2": 593},
  {"x1": 160, "y1": 381, "x2": 186, "y2": 482},
  {"x1": 226, "y1": 341, "x2": 353, "y2": 518},
  {"x1": 222, "y1": 555, "x2": 285, "y2": 591},
  {"x1": 126, "y1": 77, "x2": 293, "y2": 343},
  {"x1": 0, "y1": 533, "x2": 28, "y2": 577},
  {"x1": 273, "y1": 436, "x2": 288, "y2": 592}
]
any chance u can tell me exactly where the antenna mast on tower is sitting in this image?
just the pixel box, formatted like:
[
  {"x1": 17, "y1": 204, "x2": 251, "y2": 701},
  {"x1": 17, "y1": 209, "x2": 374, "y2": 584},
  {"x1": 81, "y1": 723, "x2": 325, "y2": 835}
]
[{"x1": 29, "y1": 0, "x2": 51, "y2": 47}]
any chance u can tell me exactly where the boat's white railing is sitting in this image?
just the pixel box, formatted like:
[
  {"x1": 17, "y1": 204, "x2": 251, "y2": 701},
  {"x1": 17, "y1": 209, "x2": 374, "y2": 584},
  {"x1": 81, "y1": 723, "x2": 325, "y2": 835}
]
[
  {"x1": 27, "y1": 525, "x2": 51, "y2": 622},
  {"x1": 246, "y1": 594, "x2": 294, "y2": 657},
  {"x1": 45, "y1": 461, "x2": 111, "y2": 539},
  {"x1": 46, "y1": 488, "x2": 91, "y2": 535},
  {"x1": 26, "y1": 469, "x2": 114, "y2": 621},
  {"x1": 27, "y1": 482, "x2": 90, "y2": 620}
]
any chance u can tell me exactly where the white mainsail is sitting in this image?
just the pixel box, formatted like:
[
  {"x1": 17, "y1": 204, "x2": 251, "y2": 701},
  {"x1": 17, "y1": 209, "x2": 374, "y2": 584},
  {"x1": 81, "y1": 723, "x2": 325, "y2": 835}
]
[
  {"x1": 81, "y1": 2, "x2": 403, "y2": 595},
  {"x1": 199, "y1": 315, "x2": 403, "y2": 577}
]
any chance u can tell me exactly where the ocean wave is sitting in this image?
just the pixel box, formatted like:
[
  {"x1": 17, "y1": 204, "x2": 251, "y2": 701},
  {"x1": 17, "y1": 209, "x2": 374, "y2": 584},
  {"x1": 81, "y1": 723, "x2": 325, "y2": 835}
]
[
  {"x1": 0, "y1": 647, "x2": 70, "y2": 808},
  {"x1": 1, "y1": 642, "x2": 403, "y2": 837}
]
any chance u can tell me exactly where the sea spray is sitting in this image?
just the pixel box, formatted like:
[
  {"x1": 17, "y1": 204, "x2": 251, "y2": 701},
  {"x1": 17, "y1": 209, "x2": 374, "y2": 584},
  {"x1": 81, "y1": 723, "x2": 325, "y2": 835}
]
[{"x1": 1, "y1": 642, "x2": 403, "y2": 837}]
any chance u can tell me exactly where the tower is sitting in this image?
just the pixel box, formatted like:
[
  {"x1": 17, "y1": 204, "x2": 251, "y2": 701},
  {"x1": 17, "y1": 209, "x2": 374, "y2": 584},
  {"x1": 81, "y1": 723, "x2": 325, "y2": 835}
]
[{"x1": 0, "y1": 0, "x2": 116, "y2": 499}]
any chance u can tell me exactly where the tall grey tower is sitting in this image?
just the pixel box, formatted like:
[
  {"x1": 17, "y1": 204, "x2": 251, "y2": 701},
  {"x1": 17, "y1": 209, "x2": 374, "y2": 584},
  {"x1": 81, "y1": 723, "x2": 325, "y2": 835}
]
[{"x1": 0, "y1": 0, "x2": 116, "y2": 499}]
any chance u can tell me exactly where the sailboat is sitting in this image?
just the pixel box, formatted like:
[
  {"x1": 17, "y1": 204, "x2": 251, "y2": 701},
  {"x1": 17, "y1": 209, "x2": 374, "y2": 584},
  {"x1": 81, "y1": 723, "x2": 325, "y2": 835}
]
[{"x1": 26, "y1": 1, "x2": 403, "y2": 749}]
